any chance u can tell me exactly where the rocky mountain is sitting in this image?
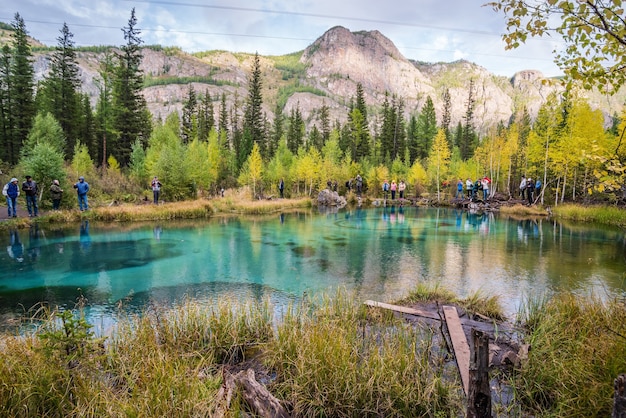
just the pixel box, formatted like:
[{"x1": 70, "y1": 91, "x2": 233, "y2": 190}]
[{"x1": 14, "y1": 25, "x2": 626, "y2": 133}]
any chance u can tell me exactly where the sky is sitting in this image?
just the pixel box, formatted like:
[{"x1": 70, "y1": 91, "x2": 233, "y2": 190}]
[{"x1": 1, "y1": 0, "x2": 564, "y2": 77}]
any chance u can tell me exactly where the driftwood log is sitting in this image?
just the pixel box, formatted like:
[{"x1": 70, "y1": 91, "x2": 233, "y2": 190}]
[
  {"x1": 467, "y1": 329, "x2": 492, "y2": 418},
  {"x1": 614, "y1": 374, "x2": 626, "y2": 418},
  {"x1": 213, "y1": 368, "x2": 290, "y2": 418}
]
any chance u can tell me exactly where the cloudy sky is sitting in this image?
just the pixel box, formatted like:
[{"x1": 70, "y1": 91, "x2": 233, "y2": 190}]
[{"x1": 2, "y1": 0, "x2": 564, "y2": 77}]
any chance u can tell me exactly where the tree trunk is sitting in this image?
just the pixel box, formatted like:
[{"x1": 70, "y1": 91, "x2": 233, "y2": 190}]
[
  {"x1": 613, "y1": 374, "x2": 626, "y2": 418},
  {"x1": 467, "y1": 329, "x2": 491, "y2": 418}
]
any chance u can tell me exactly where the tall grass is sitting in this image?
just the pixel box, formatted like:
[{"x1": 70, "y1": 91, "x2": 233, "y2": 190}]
[
  {"x1": 512, "y1": 293, "x2": 626, "y2": 416},
  {"x1": 0, "y1": 292, "x2": 463, "y2": 417},
  {"x1": 552, "y1": 203, "x2": 626, "y2": 228},
  {"x1": 396, "y1": 282, "x2": 506, "y2": 320},
  {"x1": 265, "y1": 292, "x2": 461, "y2": 416},
  {"x1": 499, "y1": 204, "x2": 549, "y2": 217}
]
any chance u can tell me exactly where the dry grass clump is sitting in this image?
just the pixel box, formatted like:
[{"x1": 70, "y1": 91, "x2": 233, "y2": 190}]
[
  {"x1": 499, "y1": 204, "x2": 549, "y2": 217},
  {"x1": 552, "y1": 203, "x2": 626, "y2": 228},
  {"x1": 0, "y1": 292, "x2": 462, "y2": 417},
  {"x1": 513, "y1": 293, "x2": 626, "y2": 416}
]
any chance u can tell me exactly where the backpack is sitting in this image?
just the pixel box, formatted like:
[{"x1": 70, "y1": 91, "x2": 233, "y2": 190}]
[{"x1": 474, "y1": 180, "x2": 482, "y2": 190}]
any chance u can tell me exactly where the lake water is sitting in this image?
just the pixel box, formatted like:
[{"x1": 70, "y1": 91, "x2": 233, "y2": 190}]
[{"x1": 1, "y1": 206, "x2": 624, "y2": 330}]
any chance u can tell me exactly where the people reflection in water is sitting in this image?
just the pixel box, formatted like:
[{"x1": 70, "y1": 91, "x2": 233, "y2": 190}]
[
  {"x1": 280, "y1": 213, "x2": 285, "y2": 224},
  {"x1": 28, "y1": 224, "x2": 42, "y2": 262},
  {"x1": 7, "y1": 229, "x2": 24, "y2": 263},
  {"x1": 153, "y1": 226, "x2": 162, "y2": 240},
  {"x1": 80, "y1": 220, "x2": 91, "y2": 253}
]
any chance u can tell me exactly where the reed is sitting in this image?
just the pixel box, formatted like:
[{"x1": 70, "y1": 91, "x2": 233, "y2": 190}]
[
  {"x1": 0, "y1": 292, "x2": 463, "y2": 417},
  {"x1": 88, "y1": 200, "x2": 214, "y2": 222},
  {"x1": 209, "y1": 196, "x2": 312, "y2": 215},
  {"x1": 264, "y1": 292, "x2": 460, "y2": 416},
  {"x1": 499, "y1": 204, "x2": 549, "y2": 217},
  {"x1": 552, "y1": 203, "x2": 626, "y2": 228},
  {"x1": 512, "y1": 292, "x2": 626, "y2": 416}
]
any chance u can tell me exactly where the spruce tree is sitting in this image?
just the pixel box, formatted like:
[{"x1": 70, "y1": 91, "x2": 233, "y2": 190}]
[
  {"x1": 94, "y1": 51, "x2": 115, "y2": 167},
  {"x1": 458, "y1": 79, "x2": 477, "y2": 160},
  {"x1": 197, "y1": 89, "x2": 214, "y2": 142},
  {"x1": 112, "y1": 8, "x2": 150, "y2": 166},
  {"x1": 181, "y1": 84, "x2": 197, "y2": 143},
  {"x1": 242, "y1": 53, "x2": 265, "y2": 160},
  {"x1": 415, "y1": 96, "x2": 438, "y2": 161},
  {"x1": 268, "y1": 103, "x2": 284, "y2": 158},
  {"x1": 8, "y1": 13, "x2": 36, "y2": 164},
  {"x1": 0, "y1": 45, "x2": 12, "y2": 163},
  {"x1": 38, "y1": 23, "x2": 82, "y2": 158}
]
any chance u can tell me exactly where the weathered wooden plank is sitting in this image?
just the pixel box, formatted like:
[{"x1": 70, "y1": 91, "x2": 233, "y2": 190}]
[
  {"x1": 363, "y1": 300, "x2": 513, "y2": 335},
  {"x1": 363, "y1": 300, "x2": 441, "y2": 321},
  {"x1": 468, "y1": 329, "x2": 492, "y2": 418},
  {"x1": 443, "y1": 305, "x2": 471, "y2": 396}
]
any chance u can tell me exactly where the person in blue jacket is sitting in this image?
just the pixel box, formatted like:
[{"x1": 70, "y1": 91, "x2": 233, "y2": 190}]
[
  {"x1": 73, "y1": 176, "x2": 90, "y2": 211},
  {"x1": 2, "y1": 178, "x2": 19, "y2": 217}
]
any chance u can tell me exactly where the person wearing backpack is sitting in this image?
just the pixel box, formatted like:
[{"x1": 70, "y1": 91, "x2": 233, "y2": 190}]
[
  {"x1": 535, "y1": 178, "x2": 542, "y2": 201},
  {"x1": 382, "y1": 180, "x2": 389, "y2": 200}
]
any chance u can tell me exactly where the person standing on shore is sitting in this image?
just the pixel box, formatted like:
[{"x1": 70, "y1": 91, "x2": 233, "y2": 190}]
[
  {"x1": 22, "y1": 175, "x2": 39, "y2": 217},
  {"x1": 278, "y1": 178, "x2": 285, "y2": 198},
  {"x1": 151, "y1": 176, "x2": 162, "y2": 204},
  {"x1": 2, "y1": 178, "x2": 19, "y2": 218},
  {"x1": 73, "y1": 176, "x2": 90, "y2": 211},
  {"x1": 49, "y1": 180, "x2": 63, "y2": 210}
]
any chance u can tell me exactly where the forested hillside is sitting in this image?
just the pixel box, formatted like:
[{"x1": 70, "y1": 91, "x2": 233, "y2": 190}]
[{"x1": 0, "y1": 11, "x2": 624, "y2": 207}]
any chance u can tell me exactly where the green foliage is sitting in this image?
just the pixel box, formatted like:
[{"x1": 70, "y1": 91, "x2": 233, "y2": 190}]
[
  {"x1": 129, "y1": 139, "x2": 148, "y2": 184},
  {"x1": 514, "y1": 293, "x2": 626, "y2": 416},
  {"x1": 21, "y1": 142, "x2": 66, "y2": 201},
  {"x1": 71, "y1": 142, "x2": 96, "y2": 180},
  {"x1": 38, "y1": 307, "x2": 97, "y2": 361},
  {"x1": 21, "y1": 112, "x2": 66, "y2": 157},
  {"x1": 489, "y1": 0, "x2": 626, "y2": 93},
  {"x1": 143, "y1": 75, "x2": 237, "y2": 88},
  {"x1": 275, "y1": 84, "x2": 326, "y2": 111},
  {"x1": 268, "y1": 51, "x2": 306, "y2": 78}
]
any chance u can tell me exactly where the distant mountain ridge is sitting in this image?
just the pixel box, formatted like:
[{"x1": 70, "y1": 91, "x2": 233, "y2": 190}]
[{"x1": 8, "y1": 25, "x2": 626, "y2": 133}]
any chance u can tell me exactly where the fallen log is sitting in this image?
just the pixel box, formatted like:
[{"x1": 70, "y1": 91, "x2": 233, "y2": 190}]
[
  {"x1": 237, "y1": 369, "x2": 290, "y2": 418},
  {"x1": 213, "y1": 368, "x2": 290, "y2": 418}
]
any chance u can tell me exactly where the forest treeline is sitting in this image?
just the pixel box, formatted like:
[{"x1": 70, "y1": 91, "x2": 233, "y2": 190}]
[{"x1": 1, "y1": 10, "x2": 625, "y2": 207}]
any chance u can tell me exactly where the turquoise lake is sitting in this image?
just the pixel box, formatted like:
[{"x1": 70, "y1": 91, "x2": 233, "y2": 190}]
[{"x1": 1, "y1": 206, "x2": 624, "y2": 330}]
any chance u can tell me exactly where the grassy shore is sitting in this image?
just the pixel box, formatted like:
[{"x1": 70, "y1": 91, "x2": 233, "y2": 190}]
[
  {"x1": 552, "y1": 203, "x2": 626, "y2": 228},
  {"x1": 1, "y1": 287, "x2": 624, "y2": 416},
  {"x1": 0, "y1": 196, "x2": 313, "y2": 230}
]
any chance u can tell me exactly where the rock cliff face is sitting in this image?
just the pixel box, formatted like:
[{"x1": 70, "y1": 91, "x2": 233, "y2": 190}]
[{"x1": 29, "y1": 26, "x2": 624, "y2": 134}]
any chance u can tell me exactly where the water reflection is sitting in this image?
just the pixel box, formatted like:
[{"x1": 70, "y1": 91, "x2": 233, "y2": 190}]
[{"x1": 0, "y1": 208, "x2": 624, "y2": 330}]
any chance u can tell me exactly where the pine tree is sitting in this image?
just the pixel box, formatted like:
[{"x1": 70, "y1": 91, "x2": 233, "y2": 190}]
[
  {"x1": 415, "y1": 96, "x2": 438, "y2": 161},
  {"x1": 94, "y1": 51, "x2": 115, "y2": 167},
  {"x1": 218, "y1": 92, "x2": 228, "y2": 138},
  {"x1": 0, "y1": 45, "x2": 12, "y2": 163},
  {"x1": 268, "y1": 103, "x2": 284, "y2": 158},
  {"x1": 458, "y1": 79, "x2": 477, "y2": 160},
  {"x1": 319, "y1": 102, "x2": 331, "y2": 144},
  {"x1": 242, "y1": 53, "x2": 265, "y2": 160},
  {"x1": 197, "y1": 89, "x2": 214, "y2": 142},
  {"x1": 181, "y1": 84, "x2": 197, "y2": 143},
  {"x1": 441, "y1": 88, "x2": 452, "y2": 147},
  {"x1": 287, "y1": 104, "x2": 304, "y2": 154},
  {"x1": 112, "y1": 8, "x2": 151, "y2": 166},
  {"x1": 8, "y1": 13, "x2": 36, "y2": 164},
  {"x1": 38, "y1": 23, "x2": 82, "y2": 158}
]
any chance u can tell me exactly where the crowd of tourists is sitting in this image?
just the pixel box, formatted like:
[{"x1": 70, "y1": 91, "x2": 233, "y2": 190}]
[{"x1": 2, "y1": 175, "x2": 90, "y2": 217}]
